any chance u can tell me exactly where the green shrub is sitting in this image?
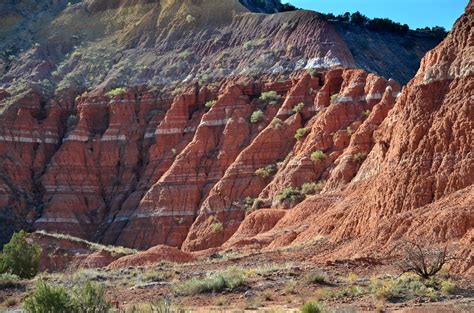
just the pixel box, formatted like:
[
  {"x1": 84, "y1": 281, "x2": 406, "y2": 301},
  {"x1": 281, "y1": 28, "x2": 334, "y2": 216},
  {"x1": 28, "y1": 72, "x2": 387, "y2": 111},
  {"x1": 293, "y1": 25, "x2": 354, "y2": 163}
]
[
  {"x1": 250, "y1": 110, "x2": 265, "y2": 123},
  {"x1": 306, "y1": 68, "x2": 317, "y2": 77},
  {"x1": 23, "y1": 280, "x2": 111, "y2": 313},
  {"x1": 353, "y1": 152, "x2": 367, "y2": 164},
  {"x1": 440, "y1": 279, "x2": 456, "y2": 295},
  {"x1": 369, "y1": 274, "x2": 439, "y2": 302},
  {"x1": 106, "y1": 87, "x2": 126, "y2": 98},
  {"x1": 71, "y1": 50, "x2": 82, "y2": 58},
  {"x1": 306, "y1": 271, "x2": 329, "y2": 284},
  {"x1": 205, "y1": 100, "x2": 216, "y2": 110},
  {"x1": 362, "y1": 109, "x2": 371, "y2": 118},
  {"x1": 0, "y1": 230, "x2": 41, "y2": 279},
  {"x1": 23, "y1": 280, "x2": 76, "y2": 313},
  {"x1": 330, "y1": 94, "x2": 339, "y2": 103},
  {"x1": 244, "y1": 197, "x2": 264, "y2": 214},
  {"x1": 300, "y1": 301, "x2": 324, "y2": 313},
  {"x1": 0, "y1": 273, "x2": 20, "y2": 288},
  {"x1": 211, "y1": 222, "x2": 223, "y2": 233},
  {"x1": 346, "y1": 126, "x2": 354, "y2": 136},
  {"x1": 301, "y1": 181, "x2": 326, "y2": 195},
  {"x1": 259, "y1": 91, "x2": 281, "y2": 103},
  {"x1": 271, "y1": 117, "x2": 283, "y2": 129},
  {"x1": 73, "y1": 281, "x2": 111, "y2": 313},
  {"x1": 311, "y1": 150, "x2": 326, "y2": 161},
  {"x1": 294, "y1": 128, "x2": 310, "y2": 140},
  {"x1": 292, "y1": 102, "x2": 305, "y2": 114},
  {"x1": 176, "y1": 267, "x2": 247, "y2": 295},
  {"x1": 277, "y1": 187, "x2": 304, "y2": 205},
  {"x1": 255, "y1": 164, "x2": 276, "y2": 179}
]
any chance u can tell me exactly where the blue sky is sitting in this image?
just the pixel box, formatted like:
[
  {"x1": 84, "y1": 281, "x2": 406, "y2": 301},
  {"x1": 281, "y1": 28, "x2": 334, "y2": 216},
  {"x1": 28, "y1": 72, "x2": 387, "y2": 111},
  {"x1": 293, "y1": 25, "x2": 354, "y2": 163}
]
[{"x1": 287, "y1": 0, "x2": 468, "y2": 29}]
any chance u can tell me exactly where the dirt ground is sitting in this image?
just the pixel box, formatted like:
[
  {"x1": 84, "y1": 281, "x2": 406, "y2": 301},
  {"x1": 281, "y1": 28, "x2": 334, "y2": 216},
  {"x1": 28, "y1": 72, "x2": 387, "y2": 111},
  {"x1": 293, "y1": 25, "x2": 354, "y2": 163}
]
[{"x1": 1, "y1": 242, "x2": 473, "y2": 312}]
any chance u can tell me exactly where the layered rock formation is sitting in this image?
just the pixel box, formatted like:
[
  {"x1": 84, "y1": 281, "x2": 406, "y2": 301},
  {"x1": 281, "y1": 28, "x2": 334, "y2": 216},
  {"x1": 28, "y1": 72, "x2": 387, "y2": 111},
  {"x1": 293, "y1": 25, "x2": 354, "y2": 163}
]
[
  {"x1": 0, "y1": 0, "x2": 472, "y2": 275},
  {"x1": 225, "y1": 1, "x2": 474, "y2": 273}
]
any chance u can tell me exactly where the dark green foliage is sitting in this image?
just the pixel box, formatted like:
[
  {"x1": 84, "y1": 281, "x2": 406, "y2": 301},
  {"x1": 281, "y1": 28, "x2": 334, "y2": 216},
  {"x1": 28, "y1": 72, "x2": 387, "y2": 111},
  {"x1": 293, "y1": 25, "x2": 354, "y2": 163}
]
[
  {"x1": 73, "y1": 281, "x2": 111, "y2": 313},
  {"x1": 277, "y1": 187, "x2": 304, "y2": 205},
  {"x1": 23, "y1": 280, "x2": 111, "y2": 313},
  {"x1": 322, "y1": 11, "x2": 421, "y2": 36},
  {"x1": 350, "y1": 11, "x2": 369, "y2": 26},
  {"x1": 367, "y1": 18, "x2": 409, "y2": 35},
  {"x1": 23, "y1": 280, "x2": 76, "y2": 313},
  {"x1": 0, "y1": 230, "x2": 41, "y2": 279}
]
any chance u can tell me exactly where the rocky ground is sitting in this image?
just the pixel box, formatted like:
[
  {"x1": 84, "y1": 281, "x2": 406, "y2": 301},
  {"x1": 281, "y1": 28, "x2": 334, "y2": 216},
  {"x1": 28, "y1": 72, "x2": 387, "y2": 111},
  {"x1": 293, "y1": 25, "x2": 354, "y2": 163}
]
[{"x1": 1, "y1": 237, "x2": 473, "y2": 312}]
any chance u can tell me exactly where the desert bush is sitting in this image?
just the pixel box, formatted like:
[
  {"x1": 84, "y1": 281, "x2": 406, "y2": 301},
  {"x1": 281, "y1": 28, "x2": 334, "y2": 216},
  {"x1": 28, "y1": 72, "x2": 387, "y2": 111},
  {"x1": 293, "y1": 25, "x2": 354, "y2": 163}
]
[
  {"x1": 106, "y1": 87, "x2": 126, "y2": 98},
  {"x1": 301, "y1": 180, "x2": 326, "y2": 195},
  {"x1": 439, "y1": 279, "x2": 456, "y2": 295},
  {"x1": 211, "y1": 222, "x2": 223, "y2": 233},
  {"x1": 306, "y1": 270, "x2": 329, "y2": 284},
  {"x1": 271, "y1": 117, "x2": 283, "y2": 129},
  {"x1": 259, "y1": 90, "x2": 281, "y2": 103},
  {"x1": 330, "y1": 94, "x2": 338, "y2": 103},
  {"x1": 362, "y1": 109, "x2": 371, "y2": 118},
  {"x1": 176, "y1": 266, "x2": 247, "y2": 295},
  {"x1": 369, "y1": 274, "x2": 439, "y2": 302},
  {"x1": 205, "y1": 100, "x2": 216, "y2": 110},
  {"x1": 255, "y1": 164, "x2": 276, "y2": 179},
  {"x1": 353, "y1": 152, "x2": 367, "y2": 164},
  {"x1": 245, "y1": 197, "x2": 264, "y2": 214},
  {"x1": 306, "y1": 68, "x2": 317, "y2": 77},
  {"x1": 311, "y1": 150, "x2": 326, "y2": 161},
  {"x1": 250, "y1": 110, "x2": 265, "y2": 123},
  {"x1": 300, "y1": 301, "x2": 324, "y2": 313},
  {"x1": 346, "y1": 126, "x2": 354, "y2": 136},
  {"x1": 0, "y1": 230, "x2": 41, "y2": 279},
  {"x1": 0, "y1": 273, "x2": 20, "y2": 288},
  {"x1": 346, "y1": 272, "x2": 359, "y2": 285},
  {"x1": 73, "y1": 281, "x2": 111, "y2": 313},
  {"x1": 292, "y1": 102, "x2": 305, "y2": 114},
  {"x1": 277, "y1": 187, "x2": 304, "y2": 205},
  {"x1": 397, "y1": 241, "x2": 454, "y2": 279},
  {"x1": 23, "y1": 280, "x2": 111, "y2": 313},
  {"x1": 23, "y1": 280, "x2": 76, "y2": 313},
  {"x1": 294, "y1": 127, "x2": 310, "y2": 140}
]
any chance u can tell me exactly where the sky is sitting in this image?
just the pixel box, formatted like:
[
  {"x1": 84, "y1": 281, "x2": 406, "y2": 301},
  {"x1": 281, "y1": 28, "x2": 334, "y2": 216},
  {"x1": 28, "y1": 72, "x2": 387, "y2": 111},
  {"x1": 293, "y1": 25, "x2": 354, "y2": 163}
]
[{"x1": 287, "y1": 0, "x2": 468, "y2": 29}]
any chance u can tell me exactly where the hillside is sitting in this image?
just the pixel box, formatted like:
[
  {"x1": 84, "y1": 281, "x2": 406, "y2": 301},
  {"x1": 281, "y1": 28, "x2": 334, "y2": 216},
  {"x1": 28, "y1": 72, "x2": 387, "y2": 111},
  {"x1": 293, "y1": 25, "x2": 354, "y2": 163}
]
[
  {"x1": 0, "y1": 0, "x2": 471, "y2": 257},
  {"x1": 0, "y1": 0, "x2": 441, "y2": 101},
  {"x1": 0, "y1": 0, "x2": 472, "y2": 311}
]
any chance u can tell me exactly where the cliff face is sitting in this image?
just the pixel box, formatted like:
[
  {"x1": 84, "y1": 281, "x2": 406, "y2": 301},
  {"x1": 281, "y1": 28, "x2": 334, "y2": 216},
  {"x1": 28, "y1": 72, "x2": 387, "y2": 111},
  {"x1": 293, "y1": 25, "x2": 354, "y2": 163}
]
[
  {"x1": 0, "y1": 0, "x2": 472, "y2": 274},
  {"x1": 225, "y1": 2, "x2": 474, "y2": 273},
  {"x1": 0, "y1": 67, "x2": 398, "y2": 248}
]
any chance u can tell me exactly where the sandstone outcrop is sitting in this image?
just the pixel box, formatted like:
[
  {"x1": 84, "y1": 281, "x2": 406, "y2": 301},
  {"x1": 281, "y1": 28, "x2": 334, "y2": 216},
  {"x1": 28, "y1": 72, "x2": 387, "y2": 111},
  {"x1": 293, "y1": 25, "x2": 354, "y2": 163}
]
[
  {"x1": 0, "y1": 0, "x2": 471, "y2": 277},
  {"x1": 225, "y1": 2, "x2": 474, "y2": 273}
]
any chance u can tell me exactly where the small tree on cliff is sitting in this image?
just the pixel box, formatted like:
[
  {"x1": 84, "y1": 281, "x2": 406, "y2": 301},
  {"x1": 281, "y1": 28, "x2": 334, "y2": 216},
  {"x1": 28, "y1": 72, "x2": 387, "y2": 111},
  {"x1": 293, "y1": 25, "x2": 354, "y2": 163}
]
[{"x1": 0, "y1": 230, "x2": 41, "y2": 279}]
